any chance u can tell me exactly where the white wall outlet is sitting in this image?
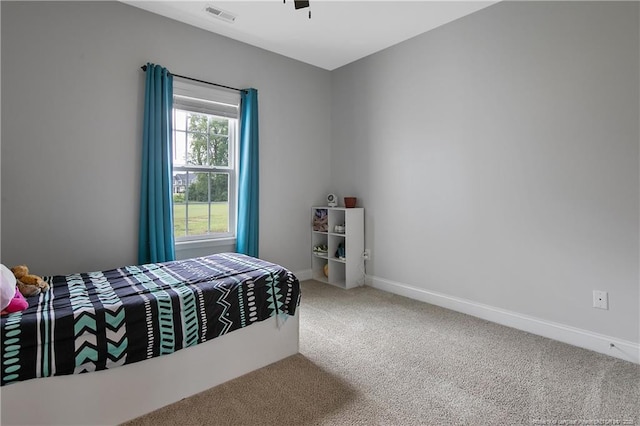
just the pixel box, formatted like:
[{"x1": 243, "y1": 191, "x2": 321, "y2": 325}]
[
  {"x1": 363, "y1": 249, "x2": 371, "y2": 260},
  {"x1": 593, "y1": 290, "x2": 608, "y2": 310}
]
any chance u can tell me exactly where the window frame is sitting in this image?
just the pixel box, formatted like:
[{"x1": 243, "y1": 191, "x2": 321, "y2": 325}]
[{"x1": 171, "y1": 80, "x2": 240, "y2": 244}]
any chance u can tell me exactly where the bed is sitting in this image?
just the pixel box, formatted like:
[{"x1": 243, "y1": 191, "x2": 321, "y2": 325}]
[{"x1": 0, "y1": 253, "x2": 301, "y2": 425}]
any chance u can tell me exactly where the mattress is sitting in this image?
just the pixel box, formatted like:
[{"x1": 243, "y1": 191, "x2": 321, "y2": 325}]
[{"x1": 1, "y1": 253, "x2": 300, "y2": 386}]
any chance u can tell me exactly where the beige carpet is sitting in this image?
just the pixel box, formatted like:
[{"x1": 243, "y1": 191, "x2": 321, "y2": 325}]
[{"x1": 124, "y1": 280, "x2": 640, "y2": 425}]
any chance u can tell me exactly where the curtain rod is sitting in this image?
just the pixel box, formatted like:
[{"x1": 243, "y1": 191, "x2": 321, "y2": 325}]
[{"x1": 140, "y1": 65, "x2": 247, "y2": 94}]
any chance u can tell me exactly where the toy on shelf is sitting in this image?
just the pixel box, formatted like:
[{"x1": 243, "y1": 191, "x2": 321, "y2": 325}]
[
  {"x1": 313, "y1": 209, "x2": 328, "y2": 232},
  {"x1": 313, "y1": 244, "x2": 328, "y2": 255}
]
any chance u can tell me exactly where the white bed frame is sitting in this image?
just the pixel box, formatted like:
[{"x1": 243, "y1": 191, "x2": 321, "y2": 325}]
[{"x1": 0, "y1": 313, "x2": 299, "y2": 425}]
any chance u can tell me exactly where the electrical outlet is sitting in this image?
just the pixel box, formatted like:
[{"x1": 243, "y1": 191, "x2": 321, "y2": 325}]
[
  {"x1": 363, "y1": 249, "x2": 371, "y2": 260},
  {"x1": 593, "y1": 290, "x2": 608, "y2": 310}
]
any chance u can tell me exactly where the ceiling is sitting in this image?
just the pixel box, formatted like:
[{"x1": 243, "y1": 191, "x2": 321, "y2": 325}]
[{"x1": 123, "y1": 1, "x2": 497, "y2": 71}]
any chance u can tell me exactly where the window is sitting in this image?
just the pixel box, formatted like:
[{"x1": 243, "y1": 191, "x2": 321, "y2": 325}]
[{"x1": 172, "y1": 81, "x2": 240, "y2": 242}]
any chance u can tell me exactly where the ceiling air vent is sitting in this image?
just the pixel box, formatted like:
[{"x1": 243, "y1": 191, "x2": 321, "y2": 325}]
[{"x1": 204, "y1": 5, "x2": 237, "y2": 23}]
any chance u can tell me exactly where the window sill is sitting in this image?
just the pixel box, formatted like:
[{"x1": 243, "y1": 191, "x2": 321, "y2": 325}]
[
  {"x1": 176, "y1": 237, "x2": 236, "y2": 250},
  {"x1": 175, "y1": 238, "x2": 236, "y2": 261}
]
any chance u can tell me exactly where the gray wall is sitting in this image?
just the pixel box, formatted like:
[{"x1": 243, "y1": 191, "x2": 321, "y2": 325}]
[
  {"x1": 330, "y1": 1, "x2": 639, "y2": 342},
  {"x1": 2, "y1": 1, "x2": 638, "y2": 345},
  {"x1": 1, "y1": 1, "x2": 331, "y2": 275}
]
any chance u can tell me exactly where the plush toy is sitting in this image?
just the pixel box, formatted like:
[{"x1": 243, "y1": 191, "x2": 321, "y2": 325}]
[
  {"x1": 10, "y1": 265, "x2": 49, "y2": 298},
  {"x1": 313, "y1": 209, "x2": 329, "y2": 232},
  {"x1": 1, "y1": 264, "x2": 29, "y2": 315}
]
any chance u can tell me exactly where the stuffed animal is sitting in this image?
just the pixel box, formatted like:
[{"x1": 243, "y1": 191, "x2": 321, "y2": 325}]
[
  {"x1": 313, "y1": 209, "x2": 329, "y2": 232},
  {"x1": 1, "y1": 264, "x2": 29, "y2": 314},
  {"x1": 10, "y1": 265, "x2": 49, "y2": 298}
]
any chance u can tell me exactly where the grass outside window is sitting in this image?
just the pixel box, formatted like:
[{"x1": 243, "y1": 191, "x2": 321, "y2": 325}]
[{"x1": 174, "y1": 202, "x2": 229, "y2": 237}]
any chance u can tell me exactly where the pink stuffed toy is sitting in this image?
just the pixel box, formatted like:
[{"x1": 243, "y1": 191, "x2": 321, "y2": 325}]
[{"x1": 1, "y1": 264, "x2": 29, "y2": 315}]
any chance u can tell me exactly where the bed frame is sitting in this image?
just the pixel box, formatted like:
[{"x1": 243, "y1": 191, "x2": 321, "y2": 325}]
[{"x1": 0, "y1": 312, "x2": 299, "y2": 425}]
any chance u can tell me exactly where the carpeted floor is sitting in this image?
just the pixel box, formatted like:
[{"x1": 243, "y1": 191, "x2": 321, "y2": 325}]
[{"x1": 124, "y1": 280, "x2": 640, "y2": 425}]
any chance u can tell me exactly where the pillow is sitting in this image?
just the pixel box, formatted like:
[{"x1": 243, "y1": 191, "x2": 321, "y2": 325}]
[{"x1": 1, "y1": 264, "x2": 17, "y2": 311}]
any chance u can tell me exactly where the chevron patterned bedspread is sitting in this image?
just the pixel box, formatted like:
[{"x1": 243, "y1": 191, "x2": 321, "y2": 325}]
[{"x1": 0, "y1": 253, "x2": 300, "y2": 386}]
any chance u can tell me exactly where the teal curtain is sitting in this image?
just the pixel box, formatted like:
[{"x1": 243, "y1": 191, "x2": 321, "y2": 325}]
[
  {"x1": 138, "y1": 63, "x2": 176, "y2": 264},
  {"x1": 236, "y1": 88, "x2": 259, "y2": 257}
]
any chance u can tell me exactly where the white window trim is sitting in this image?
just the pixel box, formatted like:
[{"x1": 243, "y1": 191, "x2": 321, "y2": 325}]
[{"x1": 172, "y1": 80, "x2": 240, "y2": 243}]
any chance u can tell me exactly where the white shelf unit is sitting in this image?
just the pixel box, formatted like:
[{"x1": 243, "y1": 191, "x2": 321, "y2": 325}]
[{"x1": 311, "y1": 207, "x2": 364, "y2": 289}]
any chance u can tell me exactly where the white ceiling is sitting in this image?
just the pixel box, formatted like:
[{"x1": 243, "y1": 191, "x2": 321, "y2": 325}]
[{"x1": 123, "y1": 1, "x2": 497, "y2": 70}]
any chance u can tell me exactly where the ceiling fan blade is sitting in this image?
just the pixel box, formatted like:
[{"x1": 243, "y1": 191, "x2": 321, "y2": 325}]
[{"x1": 294, "y1": 1, "x2": 310, "y2": 10}]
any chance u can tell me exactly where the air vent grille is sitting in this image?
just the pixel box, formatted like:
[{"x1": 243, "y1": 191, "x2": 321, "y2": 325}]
[{"x1": 204, "y1": 6, "x2": 237, "y2": 23}]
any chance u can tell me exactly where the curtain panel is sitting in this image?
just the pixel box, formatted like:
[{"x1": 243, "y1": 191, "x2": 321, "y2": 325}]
[
  {"x1": 138, "y1": 63, "x2": 176, "y2": 264},
  {"x1": 236, "y1": 88, "x2": 259, "y2": 258}
]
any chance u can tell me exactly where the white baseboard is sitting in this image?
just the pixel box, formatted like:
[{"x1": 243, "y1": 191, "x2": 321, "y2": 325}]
[
  {"x1": 367, "y1": 275, "x2": 639, "y2": 364},
  {"x1": 294, "y1": 269, "x2": 313, "y2": 282}
]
